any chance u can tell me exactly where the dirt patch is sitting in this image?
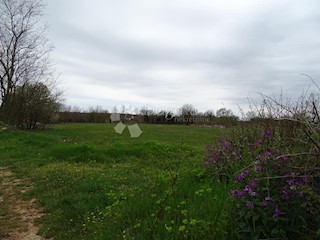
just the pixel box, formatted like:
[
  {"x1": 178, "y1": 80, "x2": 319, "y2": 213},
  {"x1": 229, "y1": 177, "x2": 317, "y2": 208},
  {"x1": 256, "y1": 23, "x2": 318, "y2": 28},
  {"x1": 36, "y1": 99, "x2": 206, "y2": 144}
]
[{"x1": 0, "y1": 167, "x2": 48, "y2": 240}]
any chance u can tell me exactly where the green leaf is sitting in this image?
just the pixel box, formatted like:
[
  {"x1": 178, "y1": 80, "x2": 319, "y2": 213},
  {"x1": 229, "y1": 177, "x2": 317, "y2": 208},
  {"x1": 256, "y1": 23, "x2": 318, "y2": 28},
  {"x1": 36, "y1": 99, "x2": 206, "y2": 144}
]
[{"x1": 178, "y1": 225, "x2": 186, "y2": 232}]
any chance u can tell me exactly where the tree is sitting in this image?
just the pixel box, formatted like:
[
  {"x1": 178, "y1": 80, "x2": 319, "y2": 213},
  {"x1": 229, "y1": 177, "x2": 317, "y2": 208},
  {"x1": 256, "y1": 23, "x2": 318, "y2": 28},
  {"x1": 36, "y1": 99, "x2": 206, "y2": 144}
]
[
  {"x1": 204, "y1": 109, "x2": 215, "y2": 119},
  {"x1": 216, "y1": 108, "x2": 233, "y2": 117},
  {"x1": 140, "y1": 108, "x2": 155, "y2": 116},
  {"x1": 179, "y1": 104, "x2": 198, "y2": 117},
  {"x1": 9, "y1": 82, "x2": 60, "y2": 129},
  {"x1": 0, "y1": 0, "x2": 53, "y2": 122}
]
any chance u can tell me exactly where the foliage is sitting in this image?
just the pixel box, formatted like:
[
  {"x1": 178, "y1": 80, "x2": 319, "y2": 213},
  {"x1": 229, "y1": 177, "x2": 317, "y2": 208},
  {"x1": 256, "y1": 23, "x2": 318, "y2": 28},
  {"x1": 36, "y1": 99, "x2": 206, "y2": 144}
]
[
  {"x1": 205, "y1": 127, "x2": 320, "y2": 239},
  {"x1": 205, "y1": 85, "x2": 320, "y2": 239},
  {"x1": 8, "y1": 82, "x2": 60, "y2": 129},
  {"x1": 0, "y1": 0, "x2": 56, "y2": 126},
  {"x1": 179, "y1": 104, "x2": 198, "y2": 117},
  {"x1": 0, "y1": 123, "x2": 233, "y2": 239},
  {"x1": 216, "y1": 108, "x2": 234, "y2": 118}
]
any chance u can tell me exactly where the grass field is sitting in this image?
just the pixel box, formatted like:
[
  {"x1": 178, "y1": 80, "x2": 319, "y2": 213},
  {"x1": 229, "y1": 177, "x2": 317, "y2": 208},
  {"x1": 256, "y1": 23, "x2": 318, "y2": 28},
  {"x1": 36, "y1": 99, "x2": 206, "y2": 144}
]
[{"x1": 0, "y1": 123, "x2": 236, "y2": 240}]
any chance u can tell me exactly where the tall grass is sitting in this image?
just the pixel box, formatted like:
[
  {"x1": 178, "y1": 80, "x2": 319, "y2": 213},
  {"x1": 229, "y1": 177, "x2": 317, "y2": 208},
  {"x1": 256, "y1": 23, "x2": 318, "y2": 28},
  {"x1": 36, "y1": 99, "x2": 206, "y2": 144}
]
[{"x1": 0, "y1": 123, "x2": 234, "y2": 239}]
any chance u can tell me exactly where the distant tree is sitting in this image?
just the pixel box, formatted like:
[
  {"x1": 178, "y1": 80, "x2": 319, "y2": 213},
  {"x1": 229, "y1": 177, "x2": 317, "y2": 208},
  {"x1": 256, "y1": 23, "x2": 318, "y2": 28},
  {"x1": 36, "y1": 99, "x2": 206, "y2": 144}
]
[
  {"x1": 72, "y1": 106, "x2": 82, "y2": 113},
  {"x1": 140, "y1": 108, "x2": 155, "y2": 116},
  {"x1": 60, "y1": 104, "x2": 72, "y2": 112},
  {"x1": 0, "y1": 0, "x2": 56, "y2": 124},
  {"x1": 88, "y1": 106, "x2": 108, "y2": 123},
  {"x1": 216, "y1": 108, "x2": 233, "y2": 117},
  {"x1": 179, "y1": 104, "x2": 198, "y2": 117},
  {"x1": 204, "y1": 109, "x2": 215, "y2": 119},
  {"x1": 88, "y1": 106, "x2": 108, "y2": 113}
]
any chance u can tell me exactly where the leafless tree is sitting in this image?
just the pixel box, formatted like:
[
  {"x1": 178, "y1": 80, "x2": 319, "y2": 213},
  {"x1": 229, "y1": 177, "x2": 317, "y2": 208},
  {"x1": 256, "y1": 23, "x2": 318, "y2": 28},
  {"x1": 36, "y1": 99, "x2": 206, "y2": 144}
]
[
  {"x1": 179, "y1": 104, "x2": 197, "y2": 117},
  {"x1": 204, "y1": 109, "x2": 215, "y2": 119},
  {"x1": 0, "y1": 0, "x2": 54, "y2": 121},
  {"x1": 216, "y1": 108, "x2": 233, "y2": 117}
]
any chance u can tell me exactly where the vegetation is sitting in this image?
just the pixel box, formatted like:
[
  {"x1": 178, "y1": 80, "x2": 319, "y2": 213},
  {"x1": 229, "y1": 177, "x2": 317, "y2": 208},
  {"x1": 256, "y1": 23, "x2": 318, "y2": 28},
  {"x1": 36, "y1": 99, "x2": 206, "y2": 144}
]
[
  {"x1": 204, "y1": 87, "x2": 320, "y2": 239},
  {"x1": 7, "y1": 82, "x2": 60, "y2": 129},
  {"x1": 0, "y1": 123, "x2": 234, "y2": 240},
  {"x1": 1, "y1": 84, "x2": 320, "y2": 239},
  {"x1": 0, "y1": 0, "x2": 60, "y2": 128}
]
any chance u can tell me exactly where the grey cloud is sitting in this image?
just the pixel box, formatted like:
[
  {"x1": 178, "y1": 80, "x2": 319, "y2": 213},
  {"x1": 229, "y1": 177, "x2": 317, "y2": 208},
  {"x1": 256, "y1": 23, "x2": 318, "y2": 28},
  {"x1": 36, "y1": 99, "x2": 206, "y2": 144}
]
[{"x1": 46, "y1": 0, "x2": 320, "y2": 112}]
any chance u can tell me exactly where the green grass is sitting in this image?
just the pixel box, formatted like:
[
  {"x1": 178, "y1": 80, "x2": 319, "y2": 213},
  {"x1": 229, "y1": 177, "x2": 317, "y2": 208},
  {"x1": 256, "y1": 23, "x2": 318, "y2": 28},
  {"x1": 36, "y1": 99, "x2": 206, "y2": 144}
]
[{"x1": 0, "y1": 123, "x2": 235, "y2": 239}]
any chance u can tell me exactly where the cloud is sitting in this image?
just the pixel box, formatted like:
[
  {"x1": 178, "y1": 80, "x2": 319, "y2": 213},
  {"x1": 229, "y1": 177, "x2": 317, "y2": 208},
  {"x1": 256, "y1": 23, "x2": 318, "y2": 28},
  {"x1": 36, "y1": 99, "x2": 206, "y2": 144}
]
[{"x1": 44, "y1": 0, "x2": 320, "y2": 113}]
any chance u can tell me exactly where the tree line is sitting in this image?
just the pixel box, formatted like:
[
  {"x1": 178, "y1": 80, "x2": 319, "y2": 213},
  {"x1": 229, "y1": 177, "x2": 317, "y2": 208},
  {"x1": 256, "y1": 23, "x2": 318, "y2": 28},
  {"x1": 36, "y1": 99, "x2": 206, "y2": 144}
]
[{"x1": 57, "y1": 103, "x2": 239, "y2": 126}]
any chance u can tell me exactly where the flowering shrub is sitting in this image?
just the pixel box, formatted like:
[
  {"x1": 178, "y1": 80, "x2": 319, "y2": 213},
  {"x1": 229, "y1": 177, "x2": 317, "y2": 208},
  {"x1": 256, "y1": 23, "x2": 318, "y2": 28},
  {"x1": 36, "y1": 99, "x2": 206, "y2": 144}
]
[
  {"x1": 205, "y1": 129, "x2": 320, "y2": 239},
  {"x1": 204, "y1": 137, "x2": 243, "y2": 181}
]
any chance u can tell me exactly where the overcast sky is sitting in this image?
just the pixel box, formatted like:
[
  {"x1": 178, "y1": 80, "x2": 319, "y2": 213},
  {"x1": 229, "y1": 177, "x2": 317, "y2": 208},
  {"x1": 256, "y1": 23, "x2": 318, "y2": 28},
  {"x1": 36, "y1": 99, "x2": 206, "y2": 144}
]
[{"x1": 44, "y1": 0, "x2": 320, "y2": 114}]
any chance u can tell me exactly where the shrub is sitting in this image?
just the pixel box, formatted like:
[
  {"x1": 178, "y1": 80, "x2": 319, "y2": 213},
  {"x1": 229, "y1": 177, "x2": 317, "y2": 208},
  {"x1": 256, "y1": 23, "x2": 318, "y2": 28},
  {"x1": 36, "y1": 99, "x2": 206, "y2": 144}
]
[
  {"x1": 205, "y1": 84, "x2": 320, "y2": 239},
  {"x1": 7, "y1": 82, "x2": 61, "y2": 129}
]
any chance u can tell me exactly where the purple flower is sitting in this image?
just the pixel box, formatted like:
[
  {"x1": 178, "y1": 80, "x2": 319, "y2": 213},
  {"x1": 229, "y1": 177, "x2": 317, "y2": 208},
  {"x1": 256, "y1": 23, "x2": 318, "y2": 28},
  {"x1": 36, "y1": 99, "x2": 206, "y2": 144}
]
[
  {"x1": 236, "y1": 169, "x2": 250, "y2": 182},
  {"x1": 250, "y1": 191, "x2": 257, "y2": 197},
  {"x1": 246, "y1": 201, "x2": 254, "y2": 209},
  {"x1": 273, "y1": 205, "x2": 285, "y2": 218},
  {"x1": 297, "y1": 176, "x2": 307, "y2": 185},
  {"x1": 263, "y1": 130, "x2": 272, "y2": 139},
  {"x1": 281, "y1": 156, "x2": 289, "y2": 165},
  {"x1": 206, "y1": 149, "x2": 221, "y2": 164},
  {"x1": 231, "y1": 189, "x2": 239, "y2": 198},
  {"x1": 255, "y1": 139, "x2": 263, "y2": 146},
  {"x1": 260, "y1": 201, "x2": 268, "y2": 207},
  {"x1": 286, "y1": 178, "x2": 295, "y2": 186},
  {"x1": 262, "y1": 151, "x2": 272, "y2": 157},
  {"x1": 249, "y1": 180, "x2": 257, "y2": 189},
  {"x1": 254, "y1": 165, "x2": 262, "y2": 172},
  {"x1": 243, "y1": 185, "x2": 251, "y2": 193},
  {"x1": 220, "y1": 138, "x2": 231, "y2": 150},
  {"x1": 265, "y1": 196, "x2": 273, "y2": 201},
  {"x1": 281, "y1": 189, "x2": 293, "y2": 201},
  {"x1": 239, "y1": 190, "x2": 247, "y2": 197}
]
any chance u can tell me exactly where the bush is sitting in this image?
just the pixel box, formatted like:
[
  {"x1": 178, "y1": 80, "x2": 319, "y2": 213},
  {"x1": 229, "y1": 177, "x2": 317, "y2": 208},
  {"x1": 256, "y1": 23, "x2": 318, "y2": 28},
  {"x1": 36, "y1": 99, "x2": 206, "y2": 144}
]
[
  {"x1": 204, "y1": 89, "x2": 320, "y2": 239},
  {"x1": 7, "y1": 82, "x2": 61, "y2": 129}
]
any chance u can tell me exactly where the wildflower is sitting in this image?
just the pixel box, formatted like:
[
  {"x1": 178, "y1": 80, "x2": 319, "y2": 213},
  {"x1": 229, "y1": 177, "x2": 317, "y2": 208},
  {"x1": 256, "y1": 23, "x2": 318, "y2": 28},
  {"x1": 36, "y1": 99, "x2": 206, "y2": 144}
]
[
  {"x1": 254, "y1": 165, "x2": 262, "y2": 172},
  {"x1": 243, "y1": 185, "x2": 251, "y2": 193},
  {"x1": 255, "y1": 138, "x2": 263, "y2": 146},
  {"x1": 231, "y1": 189, "x2": 239, "y2": 198},
  {"x1": 263, "y1": 130, "x2": 272, "y2": 139},
  {"x1": 286, "y1": 178, "x2": 295, "y2": 186},
  {"x1": 297, "y1": 175, "x2": 307, "y2": 185},
  {"x1": 238, "y1": 190, "x2": 247, "y2": 197},
  {"x1": 236, "y1": 169, "x2": 250, "y2": 182},
  {"x1": 260, "y1": 201, "x2": 268, "y2": 207},
  {"x1": 250, "y1": 191, "x2": 257, "y2": 197},
  {"x1": 265, "y1": 196, "x2": 273, "y2": 201},
  {"x1": 281, "y1": 156, "x2": 289, "y2": 165},
  {"x1": 262, "y1": 151, "x2": 272, "y2": 157},
  {"x1": 281, "y1": 189, "x2": 293, "y2": 201},
  {"x1": 273, "y1": 205, "x2": 285, "y2": 218},
  {"x1": 220, "y1": 138, "x2": 231, "y2": 150},
  {"x1": 249, "y1": 180, "x2": 257, "y2": 189},
  {"x1": 246, "y1": 201, "x2": 254, "y2": 209}
]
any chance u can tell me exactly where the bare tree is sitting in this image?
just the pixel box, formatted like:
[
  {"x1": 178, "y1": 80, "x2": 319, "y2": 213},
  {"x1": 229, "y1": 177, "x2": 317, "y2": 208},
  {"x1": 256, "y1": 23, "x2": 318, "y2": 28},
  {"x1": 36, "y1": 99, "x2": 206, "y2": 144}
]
[
  {"x1": 179, "y1": 104, "x2": 197, "y2": 117},
  {"x1": 0, "y1": 0, "x2": 53, "y2": 121},
  {"x1": 216, "y1": 108, "x2": 233, "y2": 117},
  {"x1": 204, "y1": 109, "x2": 215, "y2": 119}
]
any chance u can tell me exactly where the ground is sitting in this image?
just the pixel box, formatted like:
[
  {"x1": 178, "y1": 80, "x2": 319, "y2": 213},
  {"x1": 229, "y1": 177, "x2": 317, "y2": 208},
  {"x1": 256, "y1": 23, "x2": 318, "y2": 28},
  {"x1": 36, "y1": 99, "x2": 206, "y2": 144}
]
[{"x1": 0, "y1": 167, "x2": 46, "y2": 240}]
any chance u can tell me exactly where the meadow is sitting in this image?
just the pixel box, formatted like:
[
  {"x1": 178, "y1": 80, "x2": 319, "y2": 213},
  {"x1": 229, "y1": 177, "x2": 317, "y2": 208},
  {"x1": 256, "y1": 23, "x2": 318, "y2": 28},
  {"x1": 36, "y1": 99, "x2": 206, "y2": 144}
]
[{"x1": 0, "y1": 123, "x2": 236, "y2": 240}]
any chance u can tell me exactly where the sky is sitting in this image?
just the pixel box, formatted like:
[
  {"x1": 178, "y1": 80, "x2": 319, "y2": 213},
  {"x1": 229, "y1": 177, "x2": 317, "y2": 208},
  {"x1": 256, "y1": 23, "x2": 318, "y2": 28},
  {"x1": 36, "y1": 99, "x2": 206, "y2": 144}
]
[{"x1": 43, "y1": 0, "x2": 320, "y2": 115}]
